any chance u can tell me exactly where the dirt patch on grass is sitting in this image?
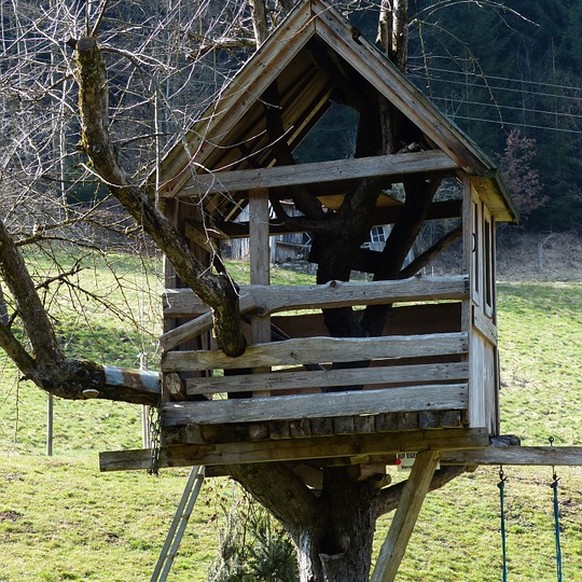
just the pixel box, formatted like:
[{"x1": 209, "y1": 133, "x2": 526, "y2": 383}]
[{"x1": 0, "y1": 510, "x2": 23, "y2": 522}]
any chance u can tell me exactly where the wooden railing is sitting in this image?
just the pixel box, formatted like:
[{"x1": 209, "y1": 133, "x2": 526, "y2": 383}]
[
  {"x1": 161, "y1": 274, "x2": 469, "y2": 350},
  {"x1": 160, "y1": 275, "x2": 471, "y2": 429}
]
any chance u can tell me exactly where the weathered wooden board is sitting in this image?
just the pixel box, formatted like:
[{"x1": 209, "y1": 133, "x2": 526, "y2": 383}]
[
  {"x1": 372, "y1": 450, "x2": 440, "y2": 582},
  {"x1": 160, "y1": 276, "x2": 467, "y2": 351},
  {"x1": 175, "y1": 151, "x2": 458, "y2": 196},
  {"x1": 186, "y1": 362, "x2": 469, "y2": 395},
  {"x1": 163, "y1": 332, "x2": 468, "y2": 372},
  {"x1": 220, "y1": 200, "x2": 463, "y2": 239},
  {"x1": 160, "y1": 0, "x2": 315, "y2": 198},
  {"x1": 163, "y1": 275, "x2": 469, "y2": 318},
  {"x1": 163, "y1": 383, "x2": 468, "y2": 425},
  {"x1": 99, "y1": 427, "x2": 489, "y2": 470},
  {"x1": 441, "y1": 446, "x2": 582, "y2": 466},
  {"x1": 472, "y1": 305, "x2": 497, "y2": 345}
]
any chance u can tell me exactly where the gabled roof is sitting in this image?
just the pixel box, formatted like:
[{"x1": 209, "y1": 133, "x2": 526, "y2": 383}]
[{"x1": 158, "y1": 0, "x2": 516, "y2": 222}]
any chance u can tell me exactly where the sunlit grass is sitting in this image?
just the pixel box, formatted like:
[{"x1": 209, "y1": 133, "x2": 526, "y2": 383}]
[{"x1": 0, "y1": 256, "x2": 580, "y2": 581}]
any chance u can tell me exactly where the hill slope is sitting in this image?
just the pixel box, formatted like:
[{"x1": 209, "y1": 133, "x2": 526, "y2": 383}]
[{"x1": 0, "y1": 272, "x2": 580, "y2": 581}]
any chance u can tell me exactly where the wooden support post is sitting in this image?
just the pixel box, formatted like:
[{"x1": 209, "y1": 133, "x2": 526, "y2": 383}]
[
  {"x1": 371, "y1": 450, "x2": 440, "y2": 582},
  {"x1": 249, "y1": 189, "x2": 271, "y2": 396},
  {"x1": 46, "y1": 393, "x2": 54, "y2": 457}
]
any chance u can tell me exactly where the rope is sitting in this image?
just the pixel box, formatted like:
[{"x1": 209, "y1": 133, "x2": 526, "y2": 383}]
[
  {"x1": 498, "y1": 466, "x2": 508, "y2": 582},
  {"x1": 549, "y1": 438, "x2": 563, "y2": 582}
]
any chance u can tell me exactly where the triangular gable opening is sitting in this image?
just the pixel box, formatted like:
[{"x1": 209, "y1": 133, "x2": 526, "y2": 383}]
[{"x1": 159, "y1": 0, "x2": 515, "y2": 222}]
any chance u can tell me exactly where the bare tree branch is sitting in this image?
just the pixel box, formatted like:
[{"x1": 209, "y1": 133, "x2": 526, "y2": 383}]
[
  {"x1": 74, "y1": 36, "x2": 246, "y2": 357},
  {"x1": 372, "y1": 466, "x2": 468, "y2": 518},
  {"x1": 399, "y1": 224, "x2": 462, "y2": 278}
]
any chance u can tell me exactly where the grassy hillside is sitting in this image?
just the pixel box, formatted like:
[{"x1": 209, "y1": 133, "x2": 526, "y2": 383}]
[{"x1": 0, "y1": 257, "x2": 580, "y2": 581}]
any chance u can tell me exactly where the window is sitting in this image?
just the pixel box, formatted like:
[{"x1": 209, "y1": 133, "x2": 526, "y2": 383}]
[
  {"x1": 472, "y1": 200, "x2": 480, "y2": 298},
  {"x1": 370, "y1": 225, "x2": 387, "y2": 243},
  {"x1": 483, "y1": 213, "x2": 494, "y2": 314}
]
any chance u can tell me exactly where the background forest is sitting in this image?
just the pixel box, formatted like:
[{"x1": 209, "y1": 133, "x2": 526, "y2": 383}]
[
  {"x1": 2, "y1": 1, "x2": 580, "y2": 234},
  {"x1": 1, "y1": 1, "x2": 580, "y2": 580},
  {"x1": 327, "y1": 0, "x2": 582, "y2": 231}
]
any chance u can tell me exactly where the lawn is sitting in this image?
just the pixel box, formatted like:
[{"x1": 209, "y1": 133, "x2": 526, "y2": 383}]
[{"x1": 0, "y1": 255, "x2": 580, "y2": 581}]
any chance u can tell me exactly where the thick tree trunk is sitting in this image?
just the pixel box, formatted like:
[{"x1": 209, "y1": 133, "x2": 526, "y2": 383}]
[
  {"x1": 230, "y1": 463, "x2": 378, "y2": 582},
  {"x1": 308, "y1": 468, "x2": 378, "y2": 582},
  {"x1": 295, "y1": 500, "x2": 376, "y2": 582}
]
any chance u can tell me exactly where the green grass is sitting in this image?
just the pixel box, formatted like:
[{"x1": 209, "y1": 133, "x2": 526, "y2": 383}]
[{"x1": 0, "y1": 257, "x2": 580, "y2": 581}]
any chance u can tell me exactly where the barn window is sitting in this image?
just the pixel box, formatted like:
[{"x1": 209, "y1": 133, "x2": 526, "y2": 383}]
[{"x1": 370, "y1": 225, "x2": 387, "y2": 243}]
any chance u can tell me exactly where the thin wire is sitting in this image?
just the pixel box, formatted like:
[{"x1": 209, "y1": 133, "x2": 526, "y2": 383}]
[
  {"x1": 449, "y1": 115, "x2": 582, "y2": 136},
  {"x1": 410, "y1": 64, "x2": 582, "y2": 94},
  {"x1": 430, "y1": 96, "x2": 582, "y2": 121},
  {"x1": 409, "y1": 72, "x2": 582, "y2": 102}
]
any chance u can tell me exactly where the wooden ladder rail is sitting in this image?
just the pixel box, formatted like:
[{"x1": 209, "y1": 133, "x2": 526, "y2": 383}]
[{"x1": 151, "y1": 465, "x2": 205, "y2": 582}]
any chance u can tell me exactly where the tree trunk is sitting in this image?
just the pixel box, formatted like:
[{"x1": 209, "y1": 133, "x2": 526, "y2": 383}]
[
  {"x1": 74, "y1": 36, "x2": 246, "y2": 357},
  {"x1": 230, "y1": 464, "x2": 378, "y2": 582},
  {"x1": 303, "y1": 468, "x2": 378, "y2": 582}
]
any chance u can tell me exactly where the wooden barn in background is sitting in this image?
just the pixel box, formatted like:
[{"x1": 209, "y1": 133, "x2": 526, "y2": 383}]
[{"x1": 103, "y1": 0, "x2": 517, "y2": 472}]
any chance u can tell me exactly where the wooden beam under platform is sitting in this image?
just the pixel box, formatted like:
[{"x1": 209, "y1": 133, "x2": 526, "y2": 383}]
[
  {"x1": 99, "y1": 427, "x2": 488, "y2": 471},
  {"x1": 371, "y1": 450, "x2": 440, "y2": 582},
  {"x1": 441, "y1": 445, "x2": 582, "y2": 466}
]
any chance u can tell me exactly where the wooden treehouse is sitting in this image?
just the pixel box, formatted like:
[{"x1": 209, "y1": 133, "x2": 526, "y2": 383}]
[{"x1": 103, "y1": 0, "x2": 519, "y2": 473}]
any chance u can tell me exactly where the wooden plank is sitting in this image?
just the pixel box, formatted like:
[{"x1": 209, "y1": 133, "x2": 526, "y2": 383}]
[
  {"x1": 220, "y1": 199, "x2": 463, "y2": 239},
  {"x1": 397, "y1": 412, "x2": 419, "y2": 431},
  {"x1": 311, "y1": 417, "x2": 334, "y2": 435},
  {"x1": 160, "y1": 276, "x2": 467, "y2": 351},
  {"x1": 160, "y1": 312, "x2": 213, "y2": 352},
  {"x1": 177, "y1": 151, "x2": 458, "y2": 196},
  {"x1": 439, "y1": 410, "x2": 462, "y2": 428},
  {"x1": 376, "y1": 413, "x2": 398, "y2": 432},
  {"x1": 159, "y1": 293, "x2": 255, "y2": 351},
  {"x1": 353, "y1": 415, "x2": 376, "y2": 433},
  {"x1": 163, "y1": 384, "x2": 468, "y2": 425},
  {"x1": 186, "y1": 362, "x2": 469, "y2": 395},
  {"x1": 333, "y1": 416, "x2": 355, "y2": 435},
  {"x1": 99, "y1": 428, "x2": 489, "y2": 470},
  {"x1": 160, "y1": 0, "x2": 314, "y2": 198},
  {"x1": 289, "y1": 418, "x2": 312, "y2": 438},
  {"x1": 247, "y1": 275, "x2": 468, "y2": 316},
  {"x1": 163, "y1": 332, "x2": 468, "y2": 372},
  {"x1": 371, "y1": 450, "x2": 441, "y2": 582},
  {"x1": 472, "y1": 305, "x2": 497, "y2": 345},
  {"x1": 163, "y1": 275, "x2": 468, "y2": 318},
  {"x1": 419, "y1": 411, "x2": 441, "y2": 429},
  {"x1": 249, "y1": 189, "x2": 271, "y2": 397},
  {"x1": 441, "y1": 446, "x2": 582, "y2": 466},
  {"x1": 249, "y1": 189, "x2": 270, "y2": 287},
  {"x1": 269, "y1": 420, "x2": 291, "y2": 440},
  {"x1": 163, "y1": 288, "x2": 209, "y2": 318}
]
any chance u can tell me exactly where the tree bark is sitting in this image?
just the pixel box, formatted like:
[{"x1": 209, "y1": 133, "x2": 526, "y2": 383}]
[
  {"x1": 74, "y1": 36, "x2": 246, "y2": 357},
  {"x1": 0, "y1": 217, "x2": 158, "y2": 404},
  {"x1": 229, "y1": 462, "x2": 467, "y2": 581},
  {"x1": 249, "y1": 0, "x2": 269, "y2": 47},
  {"x1": 230, "y1": 463, "x2": 379, "y2": 582}
]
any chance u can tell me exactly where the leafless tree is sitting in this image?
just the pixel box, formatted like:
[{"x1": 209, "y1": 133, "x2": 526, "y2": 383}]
[{"x1": 0, "y1": 1, "x2": 516, "y2": 580}]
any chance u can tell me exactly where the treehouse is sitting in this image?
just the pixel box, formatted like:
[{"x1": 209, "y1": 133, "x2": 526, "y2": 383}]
[{"x1": 106, "y1": 0, "x2": 518, "y2": 472}]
